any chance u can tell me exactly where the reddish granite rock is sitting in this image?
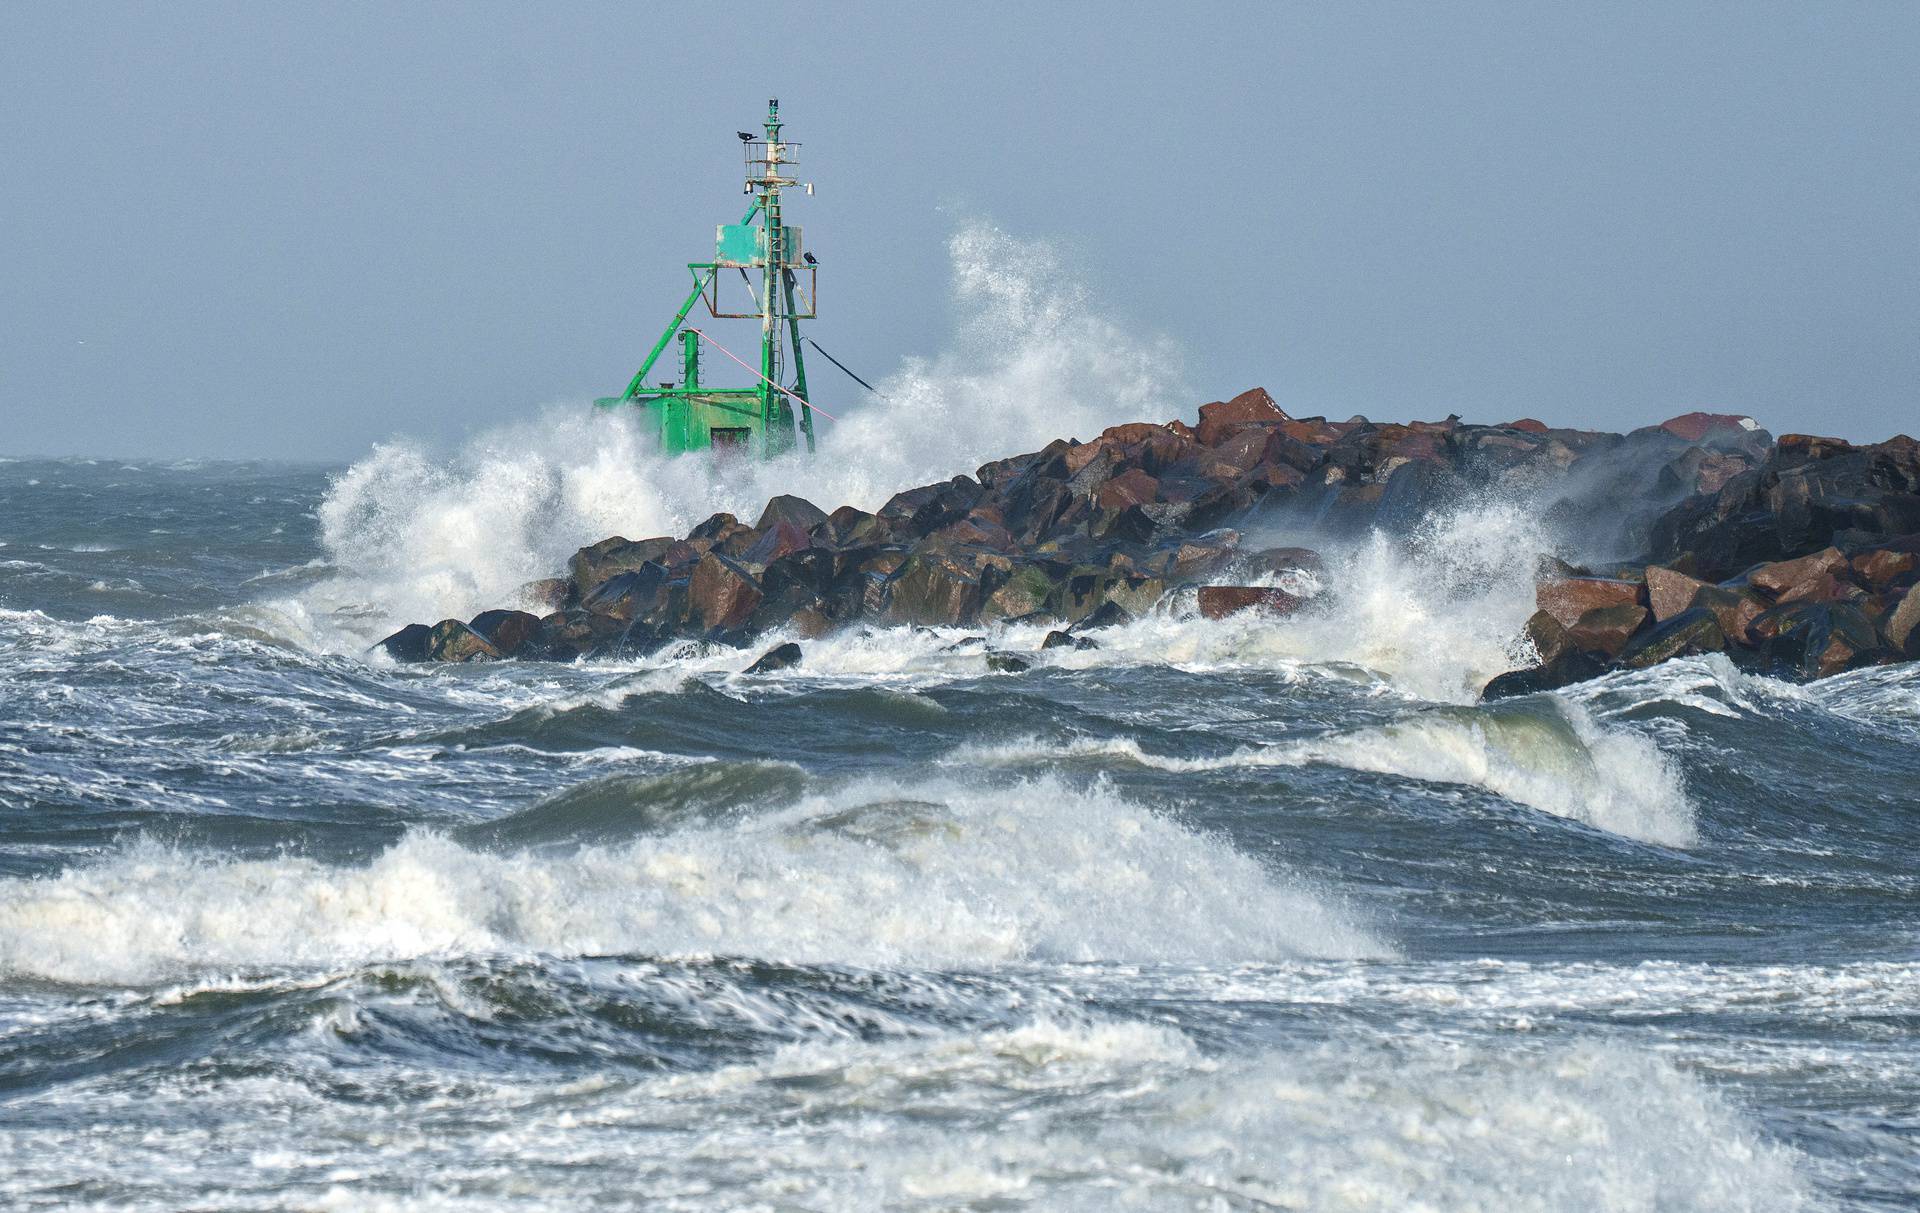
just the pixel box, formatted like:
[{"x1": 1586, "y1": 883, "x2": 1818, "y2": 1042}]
[
  {"x1": 1657, "y1": 412, "x2": 1760, "y2": 444},
  {"x1": 1503, "y1": 418, "x2": 1550, "y2": 433},
  {"x1": 1198, "y1": 585, "x2": 1302, "y2": 620},
  {"x1": 1537, "y1": 577, "x2": 1645, "y2": 629},
  {"x1": 1854, "y1": 548, "x2": 1918, "y2": 589},
  {"x1": 1691, "y1": 585, "x2": 1770, "y2": 644},
  {"x1": 1567, "y1": 604, "x2": 1650, "y2": 658},
  {"x1": 1196, "y1": 387, "x2": 1287, "y2": 446},
  {"x1": 743, "y1": 520, "x2": 813, "y2": 565},
  {"x1": 1749, "y1": 547, "x2": 1848, "y2": 598},
  {"x1": 1645, "y1": 566, "x2": 1710, "y2": 623},
  {"x1": 689, "y1": 552, "x2": 763, "y2": 631},
  {"x1": 1095, "y1": 467, "x2": 1160, "y2": 511}
]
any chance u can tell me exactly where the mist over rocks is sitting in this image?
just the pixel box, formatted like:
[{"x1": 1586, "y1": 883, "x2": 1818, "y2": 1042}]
[{"x1": 374, "y1": 388, "x2": 1920, "y2": 693}]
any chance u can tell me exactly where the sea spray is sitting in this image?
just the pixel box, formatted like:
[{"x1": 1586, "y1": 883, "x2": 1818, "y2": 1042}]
[{"x1": 300, "y1": 223, "x2": 1189, "y2": 647}]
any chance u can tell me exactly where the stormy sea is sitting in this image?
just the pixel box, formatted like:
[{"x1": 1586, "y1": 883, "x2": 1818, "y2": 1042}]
[{"x1": 3, "y1": 239, "x2": 1916, "y2": 1210}]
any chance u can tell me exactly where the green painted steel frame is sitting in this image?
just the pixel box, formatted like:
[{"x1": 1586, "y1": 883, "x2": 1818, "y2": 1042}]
[{"x1": 596, "y1": 99, "x2": 817, "y2": 459}]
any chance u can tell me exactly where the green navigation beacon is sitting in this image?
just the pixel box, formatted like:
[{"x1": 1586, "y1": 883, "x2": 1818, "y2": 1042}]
[{"x1": 595, "y1": 99, "x2": 818, "y2": 459}]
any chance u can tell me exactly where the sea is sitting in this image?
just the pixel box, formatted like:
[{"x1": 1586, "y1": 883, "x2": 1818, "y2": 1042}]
[{"x1": 2, "y1": 232, "x2": 1916, "y2": 1210}]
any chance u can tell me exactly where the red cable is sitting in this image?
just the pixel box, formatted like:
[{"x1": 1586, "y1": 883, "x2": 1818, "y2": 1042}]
[{"x1": 684, "y1": 327, "x2": 840, "y2": 422}]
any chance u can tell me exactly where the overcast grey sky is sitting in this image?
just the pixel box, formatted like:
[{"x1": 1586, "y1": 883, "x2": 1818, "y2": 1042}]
[{"x1": 3, "y1": 1, "x2": 1915, "y2": 459}]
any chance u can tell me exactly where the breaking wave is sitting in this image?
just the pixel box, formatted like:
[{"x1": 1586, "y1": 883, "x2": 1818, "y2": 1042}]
[
  {"x1": 633, "y1": 1025, "x2": 1807, "y2": 1211},
  {"x1": 952, "y1": 695, "x2": 1696, "y2": 847},
  {"x1": 0, "y1": 774, "x2": 1382, "y2": 985}
]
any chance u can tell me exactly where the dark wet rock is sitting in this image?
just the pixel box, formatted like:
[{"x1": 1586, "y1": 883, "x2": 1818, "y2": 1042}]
[
  {"x1": 569, "y1": 536, "x2": 674, "y2": 601},
  {"x1": 743, "y1": 641, "x2": 802, "y2": 674},
  {"x1": 580, "y1": 563, "x2": 669, "y2": 620},
  {"x1": 424, "y1": 619, "x2": 501, "y2": 663},
  {"x1": 885, "y1": 551, "x2": 988, "y2": 626},
  {"x1": 1071, "y1": 601, "x2": 1134, "y2": 633},
  {"x1": 1197, "y1": 586, "x2": 1302, "y2": 621},
  {"x1": 756, "y1": 494, "x2": 828, "y2": 532},
  {"x1": 1041, "y1": 629, "x2": 1097, "y2": 650},
  {"x1": 1747, "y1": 602, "x2": 1887, "y2": 679},
  {"x1": 743, "y1": 519, "x2": 814, "y2": 565},
  {"x1": 1619, "y1": 607, "x2": 1726, "y2": 669},
  {"x1": 530, "y1": 609, "x2": 628, "y2": 661},
  {"x1": 940, "y1": 635, "x2": 987, "y2": 652},
  {"x1": 468, "y1": 609, "x2": 540, "y2": 657},
  {"x1": 375, "y1": 622, "x2": 432, "y2": 663},
  {"x1": 984, "y1": 652, "x2": 1032, "y2": 673},
  {"x1": 1482, "y1": 648, "x2": 1609, "y2": 700},
  {"x1": 689, "y1": 552, "x2": 763, "y2": 632}
]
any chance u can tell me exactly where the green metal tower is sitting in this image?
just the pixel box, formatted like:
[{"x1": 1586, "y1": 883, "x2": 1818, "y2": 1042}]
[{"x1": 595, "y1": 99, "x2": 817, "y2": 458}]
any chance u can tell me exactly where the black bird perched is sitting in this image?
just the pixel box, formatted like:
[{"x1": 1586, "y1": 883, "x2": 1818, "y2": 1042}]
[
  {"x1": 802, "y1": 251, "x2": 817, "y2": 266},
  {"x1": 736, "y1": 131, "x2": 755, "y2": 142}
]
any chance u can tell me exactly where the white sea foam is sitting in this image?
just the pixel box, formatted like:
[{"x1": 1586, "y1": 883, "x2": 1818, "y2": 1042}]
[
  {"x1": 1048, "y1": 499, "x2": 1550, "y2": 702},
  {"x1": 1277, "y1": 697, "x2": 1696, "y2": 846},
  {"x1": 0, "y1": 774, "x2": 1382, "y2": 985},
  {"x1": 296, "y1": 223, "x2": 1188, "y2": 649},
  {"x1": 951, "y1": 694, "x2": 1695, "y2": 847},
  {"x1": 607, "y1": 1025, "x2": 1808, "y2": 1212}
]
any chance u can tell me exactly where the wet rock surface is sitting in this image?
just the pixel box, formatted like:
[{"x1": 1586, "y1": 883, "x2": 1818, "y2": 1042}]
[{"x1": 373, "y1": 393, "x2": 1917, "y2": 692}]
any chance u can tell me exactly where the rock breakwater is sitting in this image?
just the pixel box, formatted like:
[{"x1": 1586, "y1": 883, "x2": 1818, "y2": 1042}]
[{"x1": 376, "y1": 389, "x2": 1920, "y2": 692}]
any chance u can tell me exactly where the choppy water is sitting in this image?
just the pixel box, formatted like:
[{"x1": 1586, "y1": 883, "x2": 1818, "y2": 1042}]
[{"x1": 2, "y1": 453, "x2": 1917, "y2": 1212}]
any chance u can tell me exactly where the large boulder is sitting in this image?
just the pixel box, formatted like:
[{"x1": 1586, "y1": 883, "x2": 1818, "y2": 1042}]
[
  {"x1": 743, "y1": 520, "x2": 814, "y2": 565},
  {"x1": 1537, "y1": 577, "x2": 1644, "y2": 630},
  {"x1": 580, "y1": 563, "x2": 670, "y2": 620},
  {"x1": 375, "y1": 622, "x2": 432, "y2": 663},
  {"x1": 1748, "y1": 602, "x2": 1887, "y2": 679},
  {"x1": 983, "y1": 562, "x2": 1063, "y2": 622},
  {"x1": 884, "y1": 551, "x2": 988, "y2": 626},
  {"x1": 468, "y1": 609, "x2": 540, "y2": 657},
  {"x1": 529, "y1": 609, "x2": 628, "y2": 661},
  {"x1": 424, "y1": 619, "x2": 501, "y2": 662},
  {"x1": 1645, "y1": 566, "x2": 1710, "y2": 623},
  {"x1": 568, "y1": 536, "x2": 674, "y2": 601},
  {"x1": 1483, "y1": 648, "x2": 1609, "y2": 699},
  {"x1": 1748, "y1": 547, "x2": 1848, "y2": 598},
  {"x1": 689, "y1": 552, "x2": 764, "y2": 632},
  {"x1": 743, "y1": 641, "x2": 802, "y2": 674},
  {"x1": 1618, "y1": 608, "x2": 1726, "y2": 668},
  {"x1": 1882, "y1": 586, "x2": 1920, "y2": 658},
  {"x1": 1197, "y1": 586, "x2": 1302, "y2": 620},
  {"x1": 1196, "y1": 387, "x2": 1287, "y2": 446},
  {"x1": 1566, "y1": 604, "x2": 1649, "y2": 658},
  {"x1": 756, "y1": 494, "x2": 828, "y2": 532}
]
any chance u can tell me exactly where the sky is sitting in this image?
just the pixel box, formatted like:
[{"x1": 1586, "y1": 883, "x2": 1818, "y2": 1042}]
[{"x1": 2, "y1": 1, "x2": 1916, "y2": 460}]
